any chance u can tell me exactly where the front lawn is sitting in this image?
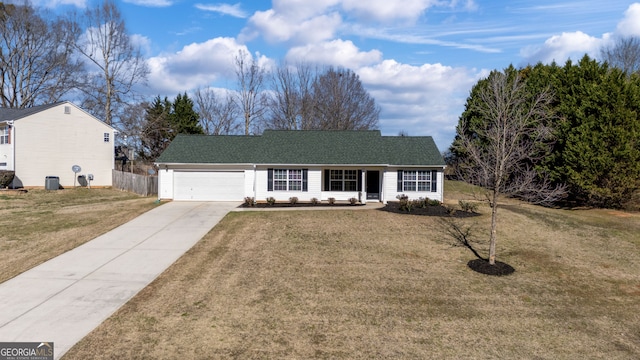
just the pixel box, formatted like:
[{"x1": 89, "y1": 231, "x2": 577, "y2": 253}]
[
  {"x1": 0, "y1": 188, "x2": 158, "y2": 283},
  {"x1": 64, "y1": 196, "x2": 640, "y2": 359}
]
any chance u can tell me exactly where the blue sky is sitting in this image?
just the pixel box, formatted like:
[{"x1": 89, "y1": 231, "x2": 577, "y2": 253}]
[{"x1": 37, "y1": 0, "x2": 640, "y2": 150}]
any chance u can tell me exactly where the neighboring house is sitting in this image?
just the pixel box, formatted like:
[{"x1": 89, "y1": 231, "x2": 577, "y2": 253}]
[
  {"x1": 155, "y1": 130, "x2": 446, "y2": 203},
  {"x1": 0, "y1": 101, "x2": 116, "y2": 188}
]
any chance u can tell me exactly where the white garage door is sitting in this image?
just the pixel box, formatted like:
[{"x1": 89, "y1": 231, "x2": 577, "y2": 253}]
[{"x1": 174, "y1": 171, "x2": 244, "y2": 201}]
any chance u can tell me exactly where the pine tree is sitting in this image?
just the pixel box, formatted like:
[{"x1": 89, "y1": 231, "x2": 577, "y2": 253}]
[{"x1": 170, "y1": 92, "x2": 203, "y2": 135}]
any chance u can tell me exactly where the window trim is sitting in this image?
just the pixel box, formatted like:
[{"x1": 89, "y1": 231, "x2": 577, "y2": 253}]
[
  {"x1": 397, "y1": 170, "x2": 437, "y2": 192},
  {"x1": 323, "y1": 169, "x2": 362, "y2": 192},
  {"x1": 267, "y1": 168, "x2": 308, "y2": 192},
  {"x1": 0, "y1": 125, "x2": 9, "y2": 145}
]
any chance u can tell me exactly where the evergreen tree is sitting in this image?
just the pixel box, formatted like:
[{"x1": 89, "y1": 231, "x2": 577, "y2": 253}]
[
  {"x1": 140, "y1": 96, "x2": 172, "y2": 161},
  {"x1": 452, "y1": 55, "x2": 640, "y2": 208},
  {"x1": 171, "y1": 92, "x2": 203, "y2": 135},
  {"x1": 540, "y1": 56, "x2": 640, "y2": 207}
]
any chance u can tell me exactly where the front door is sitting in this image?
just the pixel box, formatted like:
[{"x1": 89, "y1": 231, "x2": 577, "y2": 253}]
[{"x1": 366, "y1": 171, "x2": 380, "y2": 200}]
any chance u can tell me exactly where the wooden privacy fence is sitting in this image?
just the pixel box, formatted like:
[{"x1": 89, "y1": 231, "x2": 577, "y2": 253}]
[{"x1": 112, "y1": 169, "x2": 158, "y2": 196}]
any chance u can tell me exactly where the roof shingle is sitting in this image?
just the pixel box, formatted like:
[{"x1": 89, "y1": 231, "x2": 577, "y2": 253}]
[{"x1": 156, "y1": 130, "x2": 445, "y2": 166}]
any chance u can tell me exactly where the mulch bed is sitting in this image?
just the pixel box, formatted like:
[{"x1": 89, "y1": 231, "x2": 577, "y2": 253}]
[
  {"x1": 240, "y1": 201, "x2": 365, "y2": 209},
  {"x1": 467, "y1": 259, "x2": 515, "y2": 276},
  {"x1": 378, "y1": 201, "x2": 480, "y2": 218}
]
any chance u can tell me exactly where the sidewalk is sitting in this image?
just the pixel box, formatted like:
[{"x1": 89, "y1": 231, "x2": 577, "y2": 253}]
[{"x1": 0, "y1": 201, "x2": 239, "y2": 359}]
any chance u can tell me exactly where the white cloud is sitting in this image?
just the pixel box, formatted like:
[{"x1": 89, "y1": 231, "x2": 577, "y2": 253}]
[
  {"x1": 616, "y1": 3, "x2": 640, "y2": 36},
  {"x1": 122, "y1": 0, "x2": 173, "y2": 7},
  {"x1": 286, "y1": 39, "x2": 382, "y2": 68},
  {"x1": 341, "y1": 0, "x2": 436, "y2": 23},
  {"x1": 195, "y1": 3, "x2": 248, "y2": 18},
  {"x1": 358, "y1": 60, "x2": 483, "y2": 149},
  {"x1": 130, "y1": 34, "x2": 152, "y2": 56},
  {"x1": 145, "y1": 37, "x2": 247, "y2": 94},
  {"x1": 519, "y1": 31, "x2": 603, "y2": 65},
  {"x1": 35, "y1": 0, "x2": 87, "y2": 7},
  {"x1": 240, "y1": 9, "x2": 341, "y2": 44}
]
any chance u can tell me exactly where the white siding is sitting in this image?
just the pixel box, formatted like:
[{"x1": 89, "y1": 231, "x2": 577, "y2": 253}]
[
  {"x1": 158, "y1": 168, "x2": 174, "y2": 200},
  {"x1": 12, "y1": 103, "x2": 114, "y2": 187},
  {"x1": 255, "y1": 166, "x2": 323, "y2": 202},
  {"x1": 384, "y1": 167, "x2": 443, "y2": 203}
]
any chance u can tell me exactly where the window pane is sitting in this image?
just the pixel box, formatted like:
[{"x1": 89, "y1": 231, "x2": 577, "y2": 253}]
[
  {"x1": 404, "y1": 171, "x2": 416, "y2": 181},
  {"x1": 344, "y1": 170, "x2": 357, "y2": 180},
  {"x1": 331, "y1": 170, "x2": 343, "y2": 180},
  {"x1": 274, "y1": 169, "x2": 287, "y2": 180},
  {"x1": 417, "y1": 171, "x2": 430, "y2": 181},
  {"x1": 417, "y1": 182, "x2": 429, "y2": 191},
  {"x1": 274, "y1": 180, "x2": 287, "y2": 191},
  {"x1": 289, "y1": 181, "x2": 302, "y2": 191},
  {"x1": 330, "y1": 181, "x2": 343, "y2": 191},
  {"x1": 403, "y1": 181, "x2": 416, "y2": 191},
  {"x1": 344, "y1": 181, "x2": 357, "y2": 191},
  {"x1": 289, "y1": 169, "x2": 302, "y2": 180}
]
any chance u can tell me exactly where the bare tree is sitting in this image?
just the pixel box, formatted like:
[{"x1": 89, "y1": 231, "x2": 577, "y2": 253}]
[
  {"x1": 71, "y1": 0, "x2": 148, "y2": 125},
  {"x1": 311, "y1": 67, "x2": 379, "y2": 130},
  {"x1": 452, "y1": 69, "x2": 566, "y2": 265},
  {"x1": 193, "y1": 88, "x2": 240, "y2": 135},
  {"x1": 600, "y1": 36, "x2": 640, "y2": 75},
  {"x1": 234, "y1": 50, "x2": 268, "y2": 135},
  {"x1": 269, "y1": 62, "x2": 301, "y2": 130},
  {"x1": 268, "y1": 62, "x2": 317, "y2": 130},
  {"x1": 118, "y1": 101, "x2": 148, "y2": 150},
  {"x1": 0, "y1": 2, "x2": 82, "y2": 108}
]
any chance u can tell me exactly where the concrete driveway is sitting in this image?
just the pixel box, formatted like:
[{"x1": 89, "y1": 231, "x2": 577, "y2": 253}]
[{"x1": 0, "y1": 201, "x2": 239, "y2": 359}]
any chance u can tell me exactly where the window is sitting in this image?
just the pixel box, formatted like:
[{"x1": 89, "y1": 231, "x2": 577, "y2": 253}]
[
  {"x1": 104, "y1": 133, "x2": 110, "y2": 142},
  {"x1": 329, "y1": 169, "x2": 358, "y2": 191},
  {"x1": 397, "y1": 170, "x2": 437, "y2": 192},
  {"x1": 268, "y1": 169, "x2": 307, "y2": 191},
  {"x1": 1, "y1": 126, "x2": 9, "y2": 145}
]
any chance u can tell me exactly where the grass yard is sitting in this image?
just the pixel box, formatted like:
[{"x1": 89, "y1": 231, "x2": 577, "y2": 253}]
[
  {"x1": 0, "y1": 188, "x2": 158, "y2": 283},
  {"x1": 64, "y1": 186, "x2": 640, "y2": 359}
]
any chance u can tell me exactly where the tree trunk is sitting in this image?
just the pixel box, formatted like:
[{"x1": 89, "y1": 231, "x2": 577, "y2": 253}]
[{"x1": 489, "y1": 190, "x2": 498, "y2": 265}]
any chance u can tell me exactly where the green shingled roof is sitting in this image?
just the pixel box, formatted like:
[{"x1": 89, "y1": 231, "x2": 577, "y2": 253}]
[{"x1": 156, "y1": 130, "x2": 445, "y2": 166}]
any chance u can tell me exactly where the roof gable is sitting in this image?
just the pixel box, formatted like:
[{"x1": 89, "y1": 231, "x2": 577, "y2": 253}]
[
  {"x1": 0, "y1": 102, "x2": 64, "y2": 121},
  {"x1": 0, "y1": 101, "x2": 114, "y2": 132},
  {"x1": 157, "y1": 130, "x2": 445, "y2": 166}
]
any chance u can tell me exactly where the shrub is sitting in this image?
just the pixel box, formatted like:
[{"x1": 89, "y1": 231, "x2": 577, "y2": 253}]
[
  {"x1": 459, "y1": 200, "x2": 479, "y2": 213},
  {"x1": 396, "y1": 194, "x2": 413, "y2": 212},
  {"x1": 244, "y1": 197, "x2": 255, "y2": 207},
  {"x1": 266, "y1": 196, "x2": 276, "y2": 205},
  {"x1": 328, "y1": 197, "x2": 336, "y2": 205},
  {"x1": 412, "y1": 199, "x2": 425, "y2": 209},
  {"x1": 0, "y1": 170, "x2": 15, "y2": 188},
  {"x1": 289, "y1": 196, "x2": 298, "y2": 205},
  {"x1": 310, "y1": 197, "x2": 319, "y2": 205},
  {"x1": 349, "y1": 197, "x2": 358, "y2": 205},
  {"x1": 428, "y1": 198, "x2": 441, "y2": 206}
]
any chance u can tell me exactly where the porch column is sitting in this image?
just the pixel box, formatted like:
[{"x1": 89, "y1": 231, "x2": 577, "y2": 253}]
[{"x1": 361, "y1": 169, "x2": 366, "y2": 202}]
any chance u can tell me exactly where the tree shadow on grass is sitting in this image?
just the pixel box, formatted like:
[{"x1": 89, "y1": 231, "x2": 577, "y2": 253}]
[{"x1": 439, "y1": 217, "x2": 515, "y2": 276}]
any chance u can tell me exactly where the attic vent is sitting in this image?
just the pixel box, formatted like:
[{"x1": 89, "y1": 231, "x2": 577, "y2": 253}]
[{"x1": 64, "y1": 106, "x2": 71, "y2": 114}]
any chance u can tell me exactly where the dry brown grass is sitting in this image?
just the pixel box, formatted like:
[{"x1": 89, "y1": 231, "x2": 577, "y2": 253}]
[
  {"x1": 64, "y1": 185, "x2": 640, "y2": 359},
  {"x1": 0, "y1": 188, "x2": 158, "y2": 283}
]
